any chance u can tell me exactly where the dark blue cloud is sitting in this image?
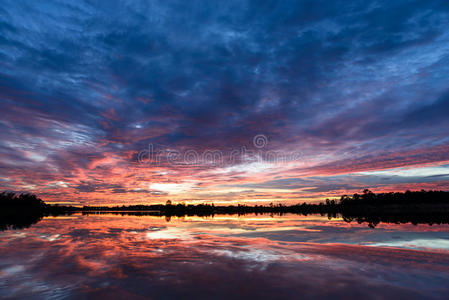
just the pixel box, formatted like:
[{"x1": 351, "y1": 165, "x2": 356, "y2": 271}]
[{"x1": 1, "y1": 0, "x2": 449, "y2": 199}]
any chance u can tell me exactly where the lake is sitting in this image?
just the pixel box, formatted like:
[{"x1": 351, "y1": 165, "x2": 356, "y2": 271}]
[{"x1": 1, "y1": 213, "x2": 448, "y2": 299}]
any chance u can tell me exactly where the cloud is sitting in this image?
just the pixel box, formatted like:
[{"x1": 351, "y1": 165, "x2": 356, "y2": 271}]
[{"x1": 1, "y1": 0, "x2": 449, "y2": 203}]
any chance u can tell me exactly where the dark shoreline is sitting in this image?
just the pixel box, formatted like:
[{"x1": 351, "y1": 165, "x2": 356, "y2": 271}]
[
  {"x1": 1, "y1": 189, "x2": 449, "y2": 229},
  {"x1": 2, "y1": 203, "x2": 449, "y2": 230}
]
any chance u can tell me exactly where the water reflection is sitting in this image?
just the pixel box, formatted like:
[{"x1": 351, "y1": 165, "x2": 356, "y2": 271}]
[
  {"x1": 3, "y1": 210, "x2": 449, "y2": 231},
  {"x1": 0, "y1": 214, "x2": 448, "y2": 299}
]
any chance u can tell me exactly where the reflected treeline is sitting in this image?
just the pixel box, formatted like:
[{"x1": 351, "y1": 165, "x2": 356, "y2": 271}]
[
  {"x1": 80, "y1": 210, "x2": 449, "y2": 228},
  {"x1": 1, "y1": 190, "x2": 449, "y2": 229},
  {"x1": 340, "y1": 212, "x2": 449, "y2": 228}
]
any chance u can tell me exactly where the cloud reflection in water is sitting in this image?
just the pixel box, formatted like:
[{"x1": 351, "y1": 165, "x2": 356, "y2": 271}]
[{"x1": 0, "y1": 214, "x2": 448, "y2": 299}]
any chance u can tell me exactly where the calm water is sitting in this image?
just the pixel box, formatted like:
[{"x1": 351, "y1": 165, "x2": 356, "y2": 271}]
[{"x1": 1, "y1": 214, "x2": 448, "y2": 299}]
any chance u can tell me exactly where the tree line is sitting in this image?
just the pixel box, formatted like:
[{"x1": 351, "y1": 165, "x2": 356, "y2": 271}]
[{"x1": 1, "y1": 189, "x2": 448, "y2": 229}]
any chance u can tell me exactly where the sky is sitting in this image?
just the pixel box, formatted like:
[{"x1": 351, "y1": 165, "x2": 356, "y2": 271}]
[{"x1": 1, "y1": 0, "x2": 449, "y2": 205}]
